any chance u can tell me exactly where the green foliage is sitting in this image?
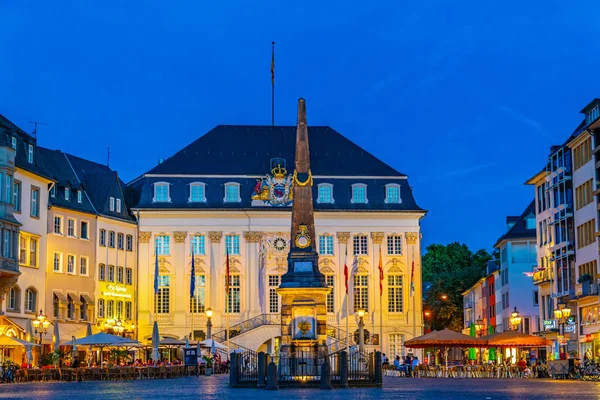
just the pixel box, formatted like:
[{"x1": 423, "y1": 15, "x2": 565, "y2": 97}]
[
  {"x1": 109, "y1": 349, "x2": 130, "y2": 364},
  {"x1": 423, "y1": 242, "x2": 493, "y2": 331}
]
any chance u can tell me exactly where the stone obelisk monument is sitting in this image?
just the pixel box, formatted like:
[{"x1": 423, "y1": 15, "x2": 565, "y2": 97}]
[{"x1": 278, "y1": 98, "x2": 330, "y2": 368}]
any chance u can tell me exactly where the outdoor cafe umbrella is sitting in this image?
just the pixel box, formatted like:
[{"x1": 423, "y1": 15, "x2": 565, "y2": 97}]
[
  {"x1": 151, "y1": 321, "x2": 160, "y2": 364},
  {"x1": 71, "y1": 332, "x2": 141, "y2": 365},
  {"x1": 468, "y1": 324, "x2": 477, "y2": 361},
  {"x1": 86, "y1": 323, "x2": 93, "y2": 367},
  {"x1": 199, "y1": 339, "x2": 227, "y2": 350},
  {"x1": 53, "y1": 321, "x2": 60, "y2": 352},
  {"x1": 71, "y1": 336, "x2": 78, "y2": 361},
  {"x1": 25, "y1": 319, "x2": 35, "y2": 365},
  {"x1": 0, "y1": 335, "x2": 40, "y2": 363},
  {"x1": 481, "y1": 330, "x2": 552, "y2": 348},
  {"x1": 159, "y1": 337, "x2": 186, "y2": 362}
]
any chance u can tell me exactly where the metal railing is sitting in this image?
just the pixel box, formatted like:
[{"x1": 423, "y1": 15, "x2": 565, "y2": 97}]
[{"x1": 212, "y1": 313, "x2": 281, "y2": 342}]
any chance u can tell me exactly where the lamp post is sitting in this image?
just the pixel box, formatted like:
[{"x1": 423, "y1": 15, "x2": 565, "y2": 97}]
[
  {"x1": 424, "y1": 311, "x2": 432, "y2": 333},
  {"x1": 474, "y1": 316, "x2": 484, "y2": 364},
  {"x1": 206, "y1": 307, "x2": 213, "y2": 339},
  {"x1": 510, "y1": 307, "x2": 522, "y2": 331},
  {"x1": 554, "y1": 302, "x2": 571, "y2": 359},
  {"x1": 357, "y1": 309, "x2": 366, "y2": 355},
  {"x1": 32, "y1": 310, "x2": 50, "y2": 358}
]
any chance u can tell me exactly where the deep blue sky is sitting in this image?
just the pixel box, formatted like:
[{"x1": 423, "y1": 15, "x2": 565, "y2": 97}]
[{"x1": 2, "y1": 1, "x2": 600, "y2": 252}]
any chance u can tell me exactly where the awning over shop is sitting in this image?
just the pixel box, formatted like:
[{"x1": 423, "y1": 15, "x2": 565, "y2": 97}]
[
  {"x1": 80, "y1": 294, "x2": 94, "y2": 304},
  {"x1": 68, "y1": 294, "x2": 82, "y2": 306},
  {"x1": 53, "y1": 291, "x2": 69, "y2": 304}
]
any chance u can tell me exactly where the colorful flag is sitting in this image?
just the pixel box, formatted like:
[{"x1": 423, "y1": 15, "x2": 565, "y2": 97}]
[
  {"x1": 343, "y1": 245, "x2": 349, "y2": 294},
  {"x1": 410, "y1": 260, "x2": 415, "y2": 297},
  {"x1": 225, "y1": 247, "x2": 230, "y2": 294},
  {"x1": 153, "y1": 246, "x2": 159, "y2": 296},
  {"x1": 190, "y1": 249, "x2": 196, "y2": 298},
  {"x1": 271, "y1": 43, "x2": 275, "y2": 85},
  {"x1": 378, "y1": 245, "x2": 384, "y2": 296}
]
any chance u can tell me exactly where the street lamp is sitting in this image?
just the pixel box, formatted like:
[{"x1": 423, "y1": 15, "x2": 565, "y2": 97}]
[
  {"x1": 510, "y1": 307, "x2": 522, "y2": 331},
  {"x1": 440, "y1": 294, "x2": 448, "y2": 301},
  {"x1": 554, "y1": 302, "x2": 571, "y2": 359},
  {"x1": 424, "y1": 311, "x2": 432, "y2": 333},
  {"x1": 474, "y1": 316, "x2": 484, "y2": 364},
  {"x1": 32, "y1": 310, "x2": 50, "y2": 357},
  {"x1": 205, "y1": 307, "x2": 213, "y2": 339},
  {"x1": 357, "y1": 309, "x2": 366, "y2": 355}
]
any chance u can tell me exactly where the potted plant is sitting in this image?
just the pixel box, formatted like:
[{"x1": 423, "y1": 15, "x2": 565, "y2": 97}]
[
  {"x1": 203, "y1": 355, "x2": 213, "y2": 376},
  {"x1": 579, "y1": 273, "x2": 593, "y2": 296}
]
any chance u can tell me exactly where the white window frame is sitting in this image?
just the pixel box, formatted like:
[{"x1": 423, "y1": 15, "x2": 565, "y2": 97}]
[
  {"x1": 67, "y1": 254, "x2": 76, "y2": 275},
  {"x1": 54, "y1": 215, "x2": 63, "y2": 234},
  {"x1": 67, "y1": 218, "x2": 76, "y2": 237},
  {"x1": 223, "y1": 182, "x2": 241, "y2": 203},
  {"x1": 190, "y1": 234, "x2": 206, "y2": 255},
  {"x1": 351, "y1": 183, "x2": 368, "y2": 204},
  {"x1": 77, "y1": 190, "x2": 82, "y2": 203},
  {"x1": 53, "y1": 252, "x2": 63, "y2": 273},
  {"x1": 189, "y1": 182, "x2": 207, "y2": 203},
  {"x1": 27, "y1": 144, "x2": 33, "y2": 163},
  {"x1": 153, "y1": 182, "x2": 171, "y2": 203},
  {"x1": 353, "y1": 234, "x2": 369, "y2": 255},
  {"x1": 225, "y1": 234, "x2": 240, "y2": 255},
  {"x1": 50, "y1": 185, "x2": 56, "y2": 198},
  {"x1": 109, "y1": 197, "x2": 115, "y2": 211},
  {"x1": 65, "y1": 186, "x2": 70, "y2": 201},
  {"x1": 116, "y1": 198, "x2": 121, "y2": 213},
  {"x1": 387, "y1": 235, "x2": 402, "y2": 255},
  {"x1": 25, "y1": 288, "x2": 36, "y2": 312},
  {"x1": 384, "y1": 183, "x2": 402, "y2": 204},
  {"x1": 318, "y1": 234, "x2": 334, "y2": 255},
  {"x1": 80, "y1": 256, "x2": 89, "y2": 276},
  {"x1": 353, "y1": 274, "x2": 369, "y2": 312},
  {"x1": 317, "y1": 183, "x2": 334, "y2": 204},
  {"x1": 13, "y1": 180, "x2": 21, "y2": 212},
  {"x1": 80, "y1": 221, "x2": 89, "y2": 240},
  {"x1": 155, "y1": 235, "x2": 170, "y2": 255},
  {"x1": 30, "y1": 186, "x2": 39, "y2": 217},
  {"x1": 11, "y1": 137, "x2": 17, "y2": 150}
]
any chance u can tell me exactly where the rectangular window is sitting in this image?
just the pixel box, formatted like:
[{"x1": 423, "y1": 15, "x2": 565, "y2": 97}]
[
  {"x1": 98, "y1": 300, "x2": 105, "y2": 318},
  {"x1": 318, "y1": 185, "x2": 333, "y2": 203},
  {"x1": 117, "y1": 267, "x2": 123, "y2": 283},
  {"x1": 386, "y1": 186, "x2": 400, "y2": 204},
  {"x1": 67, "y1": 255, "x2": 75, "y2": 274},
  {"x1": 7, "y1": 288, "x2": 16, "y2": 310},
  {"x1": 109, "y1": 197, "x2": 115, "y2": 211},
  {"x1": 99, "y1": 264, "x2": 106, "y2": 281},
  {"x1": 577, "y1": 219, "x2": 595, "y2": 249},
  {"x1": 107, "y1": 300, "x2": 114, "y2": 318},
  {"x1": 3, "y1": 230, "x2": 10, "y2": 258},
  {"x1": 126, "y1": 235, "x2": 133, "y2": 251},
  {"x1": 190, "y1": 184, "x2": 205, "y2": 202},
  {"x1": 13, "y1": 180, "x2": 21, "y2": 212},
  {"x1": 156, "y1": 275, "x2": 170, "y2": 314},
  {"x1": 225, "y1": 234, "x2": 240, "y2": 255},
  {"x1": 99, "y1": 230, "x2": 106, "y2": 246},
  {"x1": 533, "y1": 290, "x2": 539, "y2": 306},
  {"x1": 11, "y1": 137, "x2": 16, "y2": 150},
  {"x1": 4, "y1": 174, "x2": 11, "y2": 206},
  {"x1": 108, "y1": 231, "x2": 115, "y2": 248},
  {"x1": 326, "y1": 275, "x2": 335, "y2": 313},
  {"x1": 116, "y1": 301, "x2": 123, "y2": 318},
  {"x1": 225, "y1": 184, "x2": 240, "y2": 203},
  {"x1": 125, "y1": 302, "x2": 132, "y2": 320},
  {"x1": 30, "y1": 187, "x2": 39, "y2": 217},
  {"x1": 575, "y1": 179, "x2": 594, "y2": 210},
  {"x1": 25, "y1": 289, "x2": 36, "y2": 312},
  {"x1": 319, "y1": 235, "x2": 334, "y2": 255},
  {"x1": 19, "y1": 235, "x2": 26, "y2": 265},
  {"x1": 80, "y1": 299, "x2": 88, "y2": 321},
  {"x1": 352, "y1": 185, "x2": 367, "y2": 204},
  {"x1": 27, "y1": 144, "x2": 33, "y2": 163},
  {"x1": 117, "y1": 233, "x2": 124, "y2": 249},
  {"x1": 80, "y1": 257, "x2": 88, "y2": 275},
  {"x1": 353, "y1": 235, "x2": 368, "y2": 255},
  {"x1": 155, "y1": 235, "x2": 170, "y2": 255},
  {"x1": 226, "y1": 275, "x2": 241, "y2": 313},
  {"x1": 108, "y1": 265, "x2": 115, "y2": 282},
  {"x1": 54, "y1": 216, "x2": 62, "y2": 234},
  {"x1": 573, "y1": 137, "x2": 592, "y2": 171},
  {"x1": 65, "y1": 187, "x2": 70, "y2": 201},
  {"x1": 154, "y1": 184, "x2": 169, "y2": 202},
  {"x1": 190, "y1": 275, "x2": 206, "y2": 313},
  {"x1": 77, "y1": 190, "x2": 82, "y2": 203},
  {"x1": 578, "y1": 260, "x2": 598, "y2": 282},
  {"x1": 388, "y1": 333, "x2": 405, "y2": 359},
  {"x1": 67, "y1": 218, "x2": 75, "y2": 237},
  {"x1": 191, "y1": 235, "x2": 206, "y2": 255},
  {"x1": 116, "y1": 198, "x2": 121, "y2": 213},
  {"x1": 388, "y1": 275, "x2": 404, "y2": 313},
  {"x1": 268, "y1": 275, "x2": 281, "y2": 313},
  {"x1": 80, "y1": 221, "x2": 88, "y2": 239},
  {"x1": 50, "y1": 185, "x2": 56, "y2": 198},
  {"x1": 353, "y1": 275, "x2": 369, "y2": 312},
  {"x1": 126, "y1": 268, "x2": 133, "y2": 285},
  {"x1": 30, "y1": 237, "x2": 37, "y2": 267},
  {"x1": 387, "y1": 235, "x2": 402, "y2": 255},
  {"x1": 53, "y1": 252, "x2": 62, "y2": 272}
]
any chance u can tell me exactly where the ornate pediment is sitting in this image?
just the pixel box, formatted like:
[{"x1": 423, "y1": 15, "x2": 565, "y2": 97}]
[
  {"x1": 385, "y1": 258, "x2": 404, "y2": 272},
  {"x1": 318, "y1": 257, "x2": 336, "y2": 274},
  {"x1": 223, "y1": 257, "x2": 242, "y2": 274},
  {"x1": 189, "y1": 257, "x2": 207, "y2": 274}
]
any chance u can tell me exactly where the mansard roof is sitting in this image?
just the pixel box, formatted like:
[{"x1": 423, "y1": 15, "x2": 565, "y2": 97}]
[
  {"x1": 494, "y1": 200, "x2": 536, "y2": 248},
  {"x1": 142, "y1": 125, "x2": 407, "y2": 177}
]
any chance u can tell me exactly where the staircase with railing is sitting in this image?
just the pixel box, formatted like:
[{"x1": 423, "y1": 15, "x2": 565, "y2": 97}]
[{"x1": 212, "y1": 313, "x2": 281, "y2": 343}]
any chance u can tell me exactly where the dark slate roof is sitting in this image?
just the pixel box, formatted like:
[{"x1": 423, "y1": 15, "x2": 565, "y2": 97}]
[
  {"x1": 38, "y1": 147, "x2": 135, "y2": 222},
  {"x1": 142, "y1": 125, "x2": 407, "y2": 177},
  {"x1": 0, "y1": 114, "x2": 54, "y2": 180},
  {"x1": 494, "y1": 200, "x2": 536, "y2": 247},
  {"x1": 580, "y1": 98, "x2": 600, "y2": 114}
]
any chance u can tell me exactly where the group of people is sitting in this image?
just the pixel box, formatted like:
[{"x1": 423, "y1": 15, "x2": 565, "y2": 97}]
[{"x1": 382, "y1": 353, "x2": 420, "y2": 377}]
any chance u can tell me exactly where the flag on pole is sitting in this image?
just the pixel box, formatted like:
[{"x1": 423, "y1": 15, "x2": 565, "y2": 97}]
[
  {"x1": 271, "y1": 42, "x2": 275, "y2": 85},
  {"x1": 153, "y1": 246, "x2": 159, "y2": 295},
  {"x1": 343, "y1": 245, "x2": 349, "y2": 294},
  {"x1": 225, "y1": 247, "x2": 230, "y2": 294},
  {"x1": 378, "y1": 245, "x2": 384, "y2": 296},
  {"x1": 410, "y1": 260, "x2": 415, "y2": 297},
  {"x1": 190, "y1": 249, "x2": 196, "y2": 298}
]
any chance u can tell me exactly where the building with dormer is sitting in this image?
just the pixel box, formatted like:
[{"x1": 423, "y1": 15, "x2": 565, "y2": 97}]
[{"x1": 128, "y1": 123, "x2": 426, "y2": 358}]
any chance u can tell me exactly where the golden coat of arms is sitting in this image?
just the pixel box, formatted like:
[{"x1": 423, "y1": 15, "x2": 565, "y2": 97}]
[{"x1": 251, "y1": 158, "x2": 294, "y2": 207}]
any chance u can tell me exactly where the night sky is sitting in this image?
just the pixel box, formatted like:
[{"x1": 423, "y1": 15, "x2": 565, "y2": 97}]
[{"x1": 2, "y1": 1, "x2": 600, "y2": 252}]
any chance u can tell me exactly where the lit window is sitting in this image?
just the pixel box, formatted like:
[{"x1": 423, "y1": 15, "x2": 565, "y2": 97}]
[
  {"x1": 190, "y1": 235, "x2": 206, "y2": 255},
  {"x1": 153, "y1": 182, "x2": 170, "y2": 202},
  {"x1": 319, "y1": 235, "x2": 334, "y2": 255},
  {"x1": 225, "y1": 234, "x2": 240, "y2": 255},
  {"x1": 224, "y1": 183, "x2": 241, "y2": 203},
  {"x1": 226, "y1": 275, "x2": 241, "y2": 313},
  {"x1": 388, "y1": 275, "x2": 403, "y2": 312},
  {"x1": 67, "y1": 255, "x2": 75, "y2": 274},
  {"x1": 190, "y1": 275, "x2": 206, "y2": 313},
  {"x1": 155, "y1": 276, "x2": 170, "y2": 314},
  {"x1": 116, "y1": 198, "x2": 121, "y2": 213},
  {"x1": 268, "y1": 275, "x2": 281, "y2": 313},
  {"x1": 387, "y1": 235, "x2": 402, "y2": 255},
  {"x1": 353, "y1": 235, "x2": 368, "y2": 255},
  {"x1": 28, "y1": 144, "x2": 33, "y2": 163},
  {"x1": 353, "y1": 275, "x2": 369, "y2": 312},
  {"x1": 189, "y1": 183, "x2": 206, "y2": 203},
  {"x1": 155, "y1": 235, "x2": 170, "y2": 255},
  {"x1": 77, "y1": 190, "x2": 82, "y2": 203},
  {"x1": 351, "y1": 184, "x2": 368, "y2": 204},
  {"x1": 317, "y1": 184, "x2": 334, "y2": 204},
  {"x1": 326, "y1": 275, "x2": 335, "y2": 313},
  {"x1": 385, "y1": 184, "x2": 401, "y2": 204},
  {"x1": 65, "y1": 187, "x2": 70, "y2": 201},
  {"x1": 80, "y1": 257, "x2": 88, "y2": 275}
]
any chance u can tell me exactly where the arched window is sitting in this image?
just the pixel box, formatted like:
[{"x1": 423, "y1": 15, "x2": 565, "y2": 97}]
[
  {"x1": 98, "y1": 299, "x2": 105, "y2": 318},
  {"x1": 25, "y1": 287, "x2": 37, "y2": 312},
  {"x1": 190, "y1": 274, "x2": 206, "y2": 314},
  {"x1": 7, "y1": 286, "x2": 19, "y2": 311}
]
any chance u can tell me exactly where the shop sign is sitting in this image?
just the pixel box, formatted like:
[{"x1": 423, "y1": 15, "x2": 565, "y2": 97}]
[
  {"x1": 543, "y1": 320, "x2": 556, "y2": 329},
  {"x1": 567, "y1": 316, "x2": 576, "y2": 325},
  {"x1": 565, "y1": 325, "x2": 576, "y2": 333},
  {"x1": 103, "y1": 284, "x2": 131, "y2": 299}
]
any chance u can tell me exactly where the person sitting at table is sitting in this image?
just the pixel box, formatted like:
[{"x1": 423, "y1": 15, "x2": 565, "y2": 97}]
[
  {"x1": 517, "y1": 358, "x2": 527, "y2": 372},
  {"x1": 393, "y1": 356, "x2": 402, "y2": 373}
]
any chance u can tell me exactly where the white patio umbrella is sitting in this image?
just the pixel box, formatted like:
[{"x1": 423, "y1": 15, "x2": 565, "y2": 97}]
[
  {"x1": 25, "y1": 319, "x2": 34, "y2": 365},
  {"x1": 86, "y1": 323, "x2": 93, "y2": 367},
  {"x1": 198, "y1": 339, "x2": 227, "y2": 350},
  {"x1": 71, "y1": 336, "x2": 77, "y2": 361},
  {"x1": 53, "y1": 321, "x2": 60, "y2": 352},
  {"x1": 151, "y1": 321, "x2": 160, "y2": 364}
]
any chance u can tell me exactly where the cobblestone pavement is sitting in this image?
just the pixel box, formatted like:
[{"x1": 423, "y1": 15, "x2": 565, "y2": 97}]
[{"x1": 0, "y1": 375, "x2": 599, "y2": 400}]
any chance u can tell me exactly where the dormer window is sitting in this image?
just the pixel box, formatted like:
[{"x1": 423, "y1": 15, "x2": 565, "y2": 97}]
[
  {"x1": 109, "y1": 197, "x2": 115, "y2": 211},
  {"x1": 77, "y1": 190, "x2": 82, "y2": 203},
  {"x1": 50, "y1": 185, "x2": 56, "y2": 198},
  {"x1": 317, "y1": 183, "x2": 334, "y2": 204},
  {"x1": 351, "y1": 184, "x2": 368, "y2": 204},
  {"x1": 189, "y1": 182, "x2": 207, "y2": 203},
  {"x1": 64, "y1": 187, "x2": 70, "y2": 201},
  {"x1": 385, "y1": 184, "x2": 402, "y2": 204},
  {"x1": 153, "y1": 182, "x2": 171, "y2": 203},
  {"x1": 224, "y1": 182, "x2": 241, "y2": 203},
  {"x1": 526, "y1": 216, "x2": 536, "y2": 230},
  {"x1": 116, "y1": 198, "x2": 122, "y2": 213},
  {"x1": 27, "y1": 144, "x2": 34, "y2": 163},
  {"x1": 11, "y1": 137, "x2": 16, "y2": 150}
]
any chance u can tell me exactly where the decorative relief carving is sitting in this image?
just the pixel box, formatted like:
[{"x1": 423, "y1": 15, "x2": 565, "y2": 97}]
[
  {"x1": 244, "y1": 231, "x2": 263, "y2": 243},
  {"x1": 139, "y1": 232, "x2": 151, "y2": 243},
  {"x1": 224, "y1": 257, "x2": 242, "y2": 274},
  {"x1": 371, "y1": 232, "x2": 384, "y2": 245},
  {"x1": 208, "y1": 231, "x2": 223, "y2": 243},
  {"x1": 173, "y1": 231, "x2": 187, "y2": 243},
  {"x1": 320, "y1": 265, "x2": 335, "y2": 274},
  {"x1": 337, "y1": 232, "x2": 350, "y2": 244},
  {"x1": 387, "y1": 265, "x2": 402, "y2": 273},
  {"x1": 405, "y1": 232, "x2": 418, "y2": 245}
]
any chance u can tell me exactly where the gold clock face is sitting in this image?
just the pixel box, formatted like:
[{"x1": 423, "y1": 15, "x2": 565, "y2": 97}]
[{"x1": 273, "y1": 237, "x2": 287, "y2": 252}]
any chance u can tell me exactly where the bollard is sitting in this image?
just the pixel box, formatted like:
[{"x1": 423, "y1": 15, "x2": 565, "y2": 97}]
[
  {"x1": 340, "y1": 351, "x2": 349, "y2": 388},
  {"x1": 229, "y1": 351, "x2": 237, "y2": 387},
  {"x1": 257, "y1": 352, "x2": 266, "y2": 388},
  {"x1": 374, "y1": 351, "x2": 382, "y2": 386},
  {"x1": 265, "y1": 361, "x2": 279, "y2": 390},
  {"x1": 320, "y1": 360, "x2": 334, "y2": 390}
]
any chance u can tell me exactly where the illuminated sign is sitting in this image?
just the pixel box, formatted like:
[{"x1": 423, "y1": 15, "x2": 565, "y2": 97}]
[
  {"x1": 543, "y1": 320, "x2": 556, "y2": 330},
  {"x1": 103, "y1": 284, "x2": 131, "y2": 299},
  {"x1": 565, "y1": 325, "x2": 576, "y2": 333}
]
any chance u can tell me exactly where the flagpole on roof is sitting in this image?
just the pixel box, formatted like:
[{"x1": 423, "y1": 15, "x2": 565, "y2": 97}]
[{"x1": 271, "y1": 41, "x2": 275, "y2": 127}]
